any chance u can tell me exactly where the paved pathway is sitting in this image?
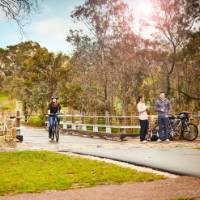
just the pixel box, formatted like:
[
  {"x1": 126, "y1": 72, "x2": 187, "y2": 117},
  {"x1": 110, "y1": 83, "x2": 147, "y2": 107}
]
[{"x1": 17, "y1": 126, "x2": 200, "y2": 177}]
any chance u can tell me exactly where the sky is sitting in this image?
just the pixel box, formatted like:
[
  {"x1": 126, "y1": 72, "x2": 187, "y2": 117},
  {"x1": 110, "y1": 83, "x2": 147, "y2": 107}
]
[
  {"x1": 0, "y1": 0, "x2": 153, "y2": 54},
  {"x1": 0, "y1": 0, "x2": 85, "y2": 54}
]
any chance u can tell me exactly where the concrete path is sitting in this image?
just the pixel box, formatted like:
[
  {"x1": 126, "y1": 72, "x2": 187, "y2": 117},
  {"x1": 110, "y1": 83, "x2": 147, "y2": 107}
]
[{"x1": 18, "y1": 126, "x2": 200, "y2": 177}]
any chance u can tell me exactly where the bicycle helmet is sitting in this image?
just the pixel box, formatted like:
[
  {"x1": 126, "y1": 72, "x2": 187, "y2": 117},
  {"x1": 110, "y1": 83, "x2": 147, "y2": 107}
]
[{"x1": 51, "y1": 95, "x2": 58, "y2": 99}]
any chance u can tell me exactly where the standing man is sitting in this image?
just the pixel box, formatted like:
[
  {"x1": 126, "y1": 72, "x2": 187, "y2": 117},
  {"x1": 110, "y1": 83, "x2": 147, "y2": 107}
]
[{"x1": 155, "y1": 92, "x2": 171, "y2": 142}]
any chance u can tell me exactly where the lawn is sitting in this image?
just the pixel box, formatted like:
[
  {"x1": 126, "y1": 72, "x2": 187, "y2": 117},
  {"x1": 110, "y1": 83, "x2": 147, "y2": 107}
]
[
  {"x1": 0, "y1": 151, "x2": 164, "y2": 196},
  {"x1": 171, "y1": 198, "x2": 193, "y2": 200}
]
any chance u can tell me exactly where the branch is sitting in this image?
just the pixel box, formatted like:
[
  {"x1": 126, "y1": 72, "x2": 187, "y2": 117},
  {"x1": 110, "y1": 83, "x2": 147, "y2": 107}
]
[{"x1": 178, "y1": 88, "x2": 200, "y2": 100}]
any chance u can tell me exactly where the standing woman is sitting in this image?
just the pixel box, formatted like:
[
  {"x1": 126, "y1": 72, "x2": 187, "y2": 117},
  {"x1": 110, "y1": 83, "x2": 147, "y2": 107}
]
[{"x1": 137, "y1": 96, "x2": 149, "y2": 143}]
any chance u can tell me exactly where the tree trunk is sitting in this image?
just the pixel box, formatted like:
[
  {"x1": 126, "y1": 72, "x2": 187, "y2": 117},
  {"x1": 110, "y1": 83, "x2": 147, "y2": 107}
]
[
  {"x1": 166, "y1": 45, "x2": 176, "y2": 96},
  {"x1": 122, "y1": 100, "x2": 128, "y2": 133},
  {"x1": 166, "y1": 73, "x2": 171, "y2": 96}
]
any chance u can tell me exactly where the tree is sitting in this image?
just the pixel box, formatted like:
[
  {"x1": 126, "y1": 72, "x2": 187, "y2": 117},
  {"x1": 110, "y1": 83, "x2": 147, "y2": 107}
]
[
  {"x1": 178, "y1": 32, "x2": 200, "y2": 102},
  {"x1": 0, "y1": 0, "x2": 39, "y2": 28},
  {"x1": 2, "y1": 41, "x2": 70, "y2": 115},
  {"x1": 151, "y1": 0, "x2": 197, "y2": 96},
  {"x1": 109, "y1": 33, "x2": 142, "y2": 116},
  {"x1": 68, "y1": 0, "x2": 133, "y2": 117}
]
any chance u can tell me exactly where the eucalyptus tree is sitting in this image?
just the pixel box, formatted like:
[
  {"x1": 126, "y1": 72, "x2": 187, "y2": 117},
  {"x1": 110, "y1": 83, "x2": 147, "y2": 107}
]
[
  {"x1": 68, "y1": 0, "x2": 133, "y2": 116},
  {"x1": 151, "y1": 0, "x2": 198, "y2": 96},
  {"x1": 0, "y1": 0, "x2": 39, "y2": 29},
  {"x1": 178, "y1": 32, "x2": 200, "y2": 104},
  {"x1": 2, "y1": 41, "x2": 70, "y2": 115}
]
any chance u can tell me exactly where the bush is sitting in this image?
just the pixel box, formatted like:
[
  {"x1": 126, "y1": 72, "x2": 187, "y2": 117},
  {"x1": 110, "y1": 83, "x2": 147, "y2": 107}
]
[{"x1": 26, "y1": 115, "x2": 45, "y2": 127}]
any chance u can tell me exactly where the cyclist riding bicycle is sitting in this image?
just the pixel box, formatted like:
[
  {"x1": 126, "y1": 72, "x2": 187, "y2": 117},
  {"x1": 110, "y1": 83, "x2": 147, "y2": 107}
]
[{"x1": 48, "y1": 96, "x2": 61, "y2": 141}]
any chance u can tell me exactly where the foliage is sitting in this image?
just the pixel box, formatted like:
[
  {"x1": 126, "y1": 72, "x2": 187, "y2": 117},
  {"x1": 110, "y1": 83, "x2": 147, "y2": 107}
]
[
  {"x1": 66, "y1": 0, "x2": 200, "y2": 114},
  {"x1": 0, "y1": 0, "x2": 39, "y2": 28},
  {"x1": 0, "y1": 92, "x2": 16, "y2": 112},
  {"x1": 1, "y1": 41, "x2": 70, "y2": 115},
  {"x1": 1, "y1": 0, "x2": 200, "y2": 116},
  {"x1": 170, "y1": 197, "x2": 193, "y2": 200},
  {"x1": 26, "y1": 115, "x2": 45, "y2": 127},
  {"x1": 0, "y1": 151, "x2": 164, "y2": 195},
  {"x1": 193, "y1": 147, "x2": 200, "y2": 150},
  {"x1": 150, "y1": 0, "x2": 198, "y2": 96}
]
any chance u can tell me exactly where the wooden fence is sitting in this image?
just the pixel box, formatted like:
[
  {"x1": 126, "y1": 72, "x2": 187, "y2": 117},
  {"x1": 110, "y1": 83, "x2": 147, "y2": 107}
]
[{"x1": 46, "y1": 113, "x2": 200, "y2": 140}]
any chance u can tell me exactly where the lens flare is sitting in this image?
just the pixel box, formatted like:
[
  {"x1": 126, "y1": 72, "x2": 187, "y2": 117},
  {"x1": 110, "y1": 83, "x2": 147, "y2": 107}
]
[{"x1": 124, "y1": 0, "x2": 155, "y2": 38}]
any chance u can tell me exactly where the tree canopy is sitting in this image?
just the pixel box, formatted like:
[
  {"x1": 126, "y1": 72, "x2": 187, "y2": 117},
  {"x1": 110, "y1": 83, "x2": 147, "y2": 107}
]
[{"x1": 1, "y1": 0, "x2": 199, "y2": 115}]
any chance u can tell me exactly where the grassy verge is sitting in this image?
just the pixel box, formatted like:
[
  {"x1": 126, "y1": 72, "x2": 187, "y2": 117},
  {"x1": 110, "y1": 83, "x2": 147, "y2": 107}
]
[
  {"x1": 0, "y1": 92, "x2": 16, "y2": 112},
  {"x1": 0, "y1": 151, "x2": 164, "y2": 196},
  {"x1": 193, "y1": 147, "x2": 200, "y2": 150},
  {"x1": 26, "y1": 115, "x2": 45, "y2": 127},
  {"x1": 170, "y1": 197, "x2": 193, "y2": 200}
]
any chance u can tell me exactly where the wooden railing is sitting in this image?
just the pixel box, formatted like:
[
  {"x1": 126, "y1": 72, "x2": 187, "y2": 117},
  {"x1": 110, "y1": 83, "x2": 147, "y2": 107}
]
[
  {"x1": 50, "y1": 114, "x2": 143, "y2": 134},
  {"x1": 46, "y1": 113, "x2": 200, "y2": 140}
]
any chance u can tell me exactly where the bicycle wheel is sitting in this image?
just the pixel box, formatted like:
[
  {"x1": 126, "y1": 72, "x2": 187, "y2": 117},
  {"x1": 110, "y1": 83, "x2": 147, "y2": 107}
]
[
  {"x1": 150, "y1": 126, "x2": 159, "y2": 141},
  {"x1": 171, "y1": 120, "x2": 182, "y2": 140},
  {"x1": 55, "y1": 123, "x2": 59, "y2": 142},
  {"x1": 182, "y1": 123, "x2": 198, "y2": 141}
]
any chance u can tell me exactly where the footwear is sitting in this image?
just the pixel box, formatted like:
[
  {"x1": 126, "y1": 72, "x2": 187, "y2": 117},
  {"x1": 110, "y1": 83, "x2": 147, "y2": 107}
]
[
  {"x1": 120, "y1": 134, "x2": 125, "y2": 141},
  {"x1": 165, "y1": 139, "x2": 170, "y2": 142},
  {"x1": 141, "y1": 140, "x2": 147, "y2": 143},
  {"x1": 157, "y1": 139, "x2": 162, "y2": 142},
  {"x1": 49, "y1": 138, "x2": 52, "y2": 142}
]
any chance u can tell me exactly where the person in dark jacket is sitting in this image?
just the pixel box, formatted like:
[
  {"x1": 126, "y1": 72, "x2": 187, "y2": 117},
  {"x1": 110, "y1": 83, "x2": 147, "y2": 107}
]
[
  {"x1": 155, "y1": 92, "x2": 171, "y2": 142},
  {"x1": 48, "y1": 96, "x2": 61, "y2": 141}
]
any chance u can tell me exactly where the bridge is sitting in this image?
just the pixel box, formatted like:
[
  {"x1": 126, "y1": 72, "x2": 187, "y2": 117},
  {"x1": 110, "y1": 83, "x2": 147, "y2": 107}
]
[{"x1": 47, "y1": 113, "x2": 200, "y2": 140}]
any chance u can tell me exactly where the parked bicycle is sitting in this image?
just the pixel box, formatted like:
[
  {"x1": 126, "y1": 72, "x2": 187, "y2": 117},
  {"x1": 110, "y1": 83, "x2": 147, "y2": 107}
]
[
  {"x1": 150, "y1": 112, "x2": 198, "y2": 141},
  {"x1": 49, "y1": 113, "x2": 59, "y2": 142}
]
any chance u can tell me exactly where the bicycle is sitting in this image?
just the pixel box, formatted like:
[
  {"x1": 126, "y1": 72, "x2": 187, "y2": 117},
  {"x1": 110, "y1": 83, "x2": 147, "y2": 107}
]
[
  {"x1": 149, "y1": 112, "x2": 198, "y2": 141},
  {"x1": 49, "y1": 113, "x2": 59, "y2": 142}
]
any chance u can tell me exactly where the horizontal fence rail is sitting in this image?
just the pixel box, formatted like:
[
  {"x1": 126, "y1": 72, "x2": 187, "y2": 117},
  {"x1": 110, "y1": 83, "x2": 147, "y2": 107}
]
[
  {"x1": 48, "y1": 114, "x2": 141, "y2": 133},
  {"x1": 44, "y1": 113, "x2": 200, "y2": 135},
  {"x1": 45, "y1": 114, "x2": 144, "y2": 134}
]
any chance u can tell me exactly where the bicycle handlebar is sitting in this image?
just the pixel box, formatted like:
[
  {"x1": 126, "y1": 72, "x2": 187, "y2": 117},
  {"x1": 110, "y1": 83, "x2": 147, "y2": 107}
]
[{"x1": 48, "y1": 113, "x2": 61, "y2": 116}]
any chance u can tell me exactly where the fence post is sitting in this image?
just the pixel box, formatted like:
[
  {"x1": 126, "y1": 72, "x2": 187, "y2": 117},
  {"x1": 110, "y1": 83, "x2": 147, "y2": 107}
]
[
  {"x1": 105, "y1": 111, "x2": 111, "y2": 134},
  {"x1": 93, "y1": 112, "x2": 98, "y2": 132},
  {"x1": 71, "y1": 112, "x2": 76, "y2": 130},
  {"x1": 198, "y1": 111, "x2": 200, "y2": 138},
  {"x1": 123, "y1": 116, "x2": 127, "y2": 134},
  {"x1": 16, "y1": 110, "x2": 20, "y2": 137},
  {"x1": 82, "y1": 113, "x2": 87, "y2": 131}
]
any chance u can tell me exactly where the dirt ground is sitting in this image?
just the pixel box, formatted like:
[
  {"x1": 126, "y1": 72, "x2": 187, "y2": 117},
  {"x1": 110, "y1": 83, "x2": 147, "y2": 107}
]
[
  {"x1": 0, "y1": 176, "x2": 200, "y2": 200},
  {"x1": 0, "y1": 140, "x2": 16, "y2": 150}
]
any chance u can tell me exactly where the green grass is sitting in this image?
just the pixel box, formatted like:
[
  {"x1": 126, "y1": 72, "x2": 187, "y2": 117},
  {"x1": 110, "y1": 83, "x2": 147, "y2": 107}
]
[
  {"x1": 0, "y1": 92, "x2": 9, "y2": 101},
  {"x1": 193, "y1": 147, "x2": 200, "y2": 150},
  {"x1": 170, "y1": 197, "x2": 193, "y2": 200},
  {"x1": 26, "y1": 116, "x2": 45, "y2": 127},
  {"x1": 0, "y1": 151, "x2": 164, "y2": 196},
  {"x1": 0, "y1": 92, "x2": 16, "y2": 111}
]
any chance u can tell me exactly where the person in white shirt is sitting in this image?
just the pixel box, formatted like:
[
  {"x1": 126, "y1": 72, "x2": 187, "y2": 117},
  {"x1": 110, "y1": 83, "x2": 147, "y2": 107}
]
[{"x1": 137, "y1": 96, "x2": 149, "y2": 142}]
